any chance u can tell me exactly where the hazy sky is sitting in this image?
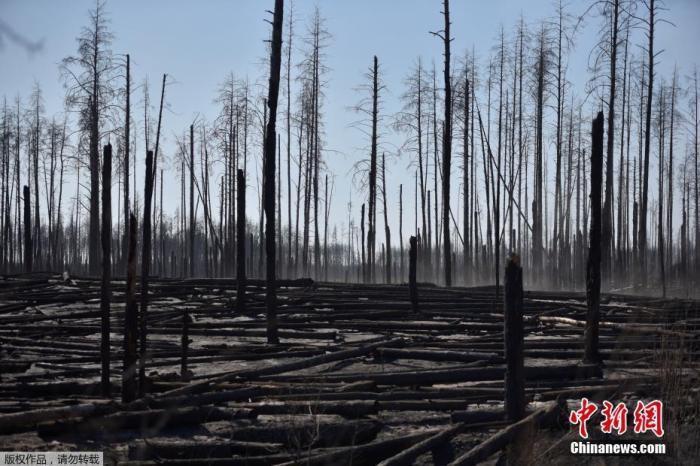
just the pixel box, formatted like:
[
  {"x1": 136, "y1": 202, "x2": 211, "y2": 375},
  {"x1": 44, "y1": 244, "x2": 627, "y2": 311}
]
[{"x1": 1, "y1": 0, "x2": 699, "y2": 240}]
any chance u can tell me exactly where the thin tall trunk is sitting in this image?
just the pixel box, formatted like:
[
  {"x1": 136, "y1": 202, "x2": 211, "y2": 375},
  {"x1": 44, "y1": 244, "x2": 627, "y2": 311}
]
[
  {"x1": 463, "y1": 70, "x2": 470, "y2": 284},
  {"x1": 617, "y1": 27, "x2": 629, "y2": 271},
  {"x1": 122, "y1": 213, "x2": 138, "y2": 403},
  {"x1": 361, "y1": 203, "x2": 366, "y2": 282},
  {"x1": 658, "y1": 86, "x2": 666, "y2": 297},
  {"x1": 439, "y1": 0, "x2": 452, "y2": 286},
  {"x1": 286, "y1": 1, "x2": 294, "y2": 275},
  {"x1": 399, "y1": 184, "x2": 404, "y2": 281},
  {"x1": 382, "y1": 153, "x2": 392, "y2": 284},
  {"x1": 237, "y1": 169, "x2": 246, "y2": 312},
  {"x1": 667, "y1": 69, "x2": 677, "y2": 282},
  {"x1": 323, "y1": 174, "x2": 330, "y2": 280},
  {"x1": 602, "y1": 0, "x2": 620, "y2": 284},
  {"x1": 100, "y1": 144, "x2": 112, "y2": 397},
  {"x1": 263, "y1": 0, "x2": 284, "y2": 344},
  {"x1": 189, "y1": 124, "x2": 195, "y2": 277},
  {"x1": 693, "y1": 68, "x2": 698, "y2": 280},
  {"x1": 585, "y1": 112, "x2": 604, "y2": 364},
  {"x1": 23, "y1": 185, "x2": 31, "y2": 272},
  {"x1": 554, "y1": 3, "x2": 564, "y2": 285},
  {"x1": 495, "y1": 30, "x2": 504, "y2": 299},
  {"x1": 368, "y1": 56, "x2": 379, "y2": 284},
  {"x1": 533, "y1": 30, "x2": 546, "y2": 279},
  {"x1": 138, "y1": 150, "x2": 154, "y2": 396},
  {"x1": 639, "y1": 0, "x2": 655, "y2": 281},
  {"x1": 123, "y1": 54, "x2": 130, "y2": 269}
]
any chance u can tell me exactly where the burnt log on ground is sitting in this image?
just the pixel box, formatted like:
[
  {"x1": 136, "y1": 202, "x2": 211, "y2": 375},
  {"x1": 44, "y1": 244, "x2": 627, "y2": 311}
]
[
  {"x1": 447, "y1": 401, "x2": 563, "y2": 466},
  {"x1": 128, "y1": 439, "x2": 284, "y2": 461},
  {"x1": 0, "y1": 274, "x2": 698, "y2": 463},
  {"x1": 36, "y1": 406, "x2": 254, "y2": 438}
]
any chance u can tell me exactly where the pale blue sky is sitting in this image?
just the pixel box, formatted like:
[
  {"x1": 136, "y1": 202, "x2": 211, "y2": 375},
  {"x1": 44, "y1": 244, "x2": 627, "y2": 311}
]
[{"x1": 1, "y1": 0, "x2": 698, "y2": 241}]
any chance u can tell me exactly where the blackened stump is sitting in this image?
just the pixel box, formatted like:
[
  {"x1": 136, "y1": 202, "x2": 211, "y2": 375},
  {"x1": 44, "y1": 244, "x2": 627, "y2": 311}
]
[
  {"x1": 504, "y1": 254, "x2": 524, "y2": 422},
  {"x1": 409, "y1": 236, "x2": 418, "y2": 312}
]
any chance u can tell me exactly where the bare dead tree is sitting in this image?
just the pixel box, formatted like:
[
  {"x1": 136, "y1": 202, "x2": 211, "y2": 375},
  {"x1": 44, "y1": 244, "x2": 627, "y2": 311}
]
[
  {"x1": 122, "y1": 54, "x2": 130, "y2": 269},
  {"x1": 638, "y1": 0, "x2": 661, "y2": 282},
  {"x1": 285, "y1": 0, "x2": 295, "y2": 276},
  {"x1": 100, "y1": 143, "x2": 111, "y2": 397},
  {"x1": 60, "y1": 0, "x2": 115, "y2": 276},
  {"x1": 395, "y1": 59, "x2": 428, "y2": 259},
  {"x1": 28, "y1": 84, "x2": 42, "y2": 269},
  {"x1": 399, "y1": 183, "x2": 404, "y2": 281},
  {"x1": 430, "y1": 0, "x2": 452, "y2": 286},
  {"x1": 532, "y1": 26, "x2": 549, "y2": 281},
  {"x1": 691, "y1": 67, "x2": 699, "y2": 280},
  {"x1": 369, "y1": 56, "x2": 379, "y2": 284},
  {"x1": 657, "y1": 83, "x2": 667, "y2": 297},
  {"x1": 585, "y1": 112, "x2": 604, "y2": 364},
  {"x1": 351, "y1": 56, "x2": 383, "y2": 284},
  {"x1": 263, "y1": 0, "x2": 284, "y2": 345}
]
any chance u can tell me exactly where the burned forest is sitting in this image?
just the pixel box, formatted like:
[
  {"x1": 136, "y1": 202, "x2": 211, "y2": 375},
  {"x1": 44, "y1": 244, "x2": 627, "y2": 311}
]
[{"x1": 0, "y1": 0, "x2": 699, "y2": 464}]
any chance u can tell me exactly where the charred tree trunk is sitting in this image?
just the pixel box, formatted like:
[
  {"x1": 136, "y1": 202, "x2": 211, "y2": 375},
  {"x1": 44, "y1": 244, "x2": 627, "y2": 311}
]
[
  {"x1": 138, "y1": 150, "x2": 154, "y2": 396},
  {"x1": 504, "y1": 254, "x2": 524, "y2": 422},
  {"x1": 382, "y1": 153, "x2": 392, "y2": 284},
  {"x1": 658, "y1": 86, "x2": 667, "y2": 298},
  {"x1": 495, "y1": 31, "x2": 504, "y2": 301},
  {"x1": 585, "y1": 112, "x2": 604, "y2": 364},
  {"x1": 667, "y1": 71, "x2": 677, "y2": 290},
  {"x1": 639, "y1": 0, "x2": 655, "y2": 282},
  {"x1": 399, "y1": 184, "x2": 404, "y2": 282},
  {"x1": 602, "y1": 0, "x2": 620, "y2": 285},
  {"x1": 368, "y1": 56, "x2": 379, "y2": 284},
  {"x1": 23, "y1": 186, "x2": 31, "y2": 273},
  {"x1": 278, "y1": 136, "x2": 283, "y2": 274},
  {"x1": 617, "y1": 28, "x2": 629, "y2": 274},
  {"x1": 189, "y1": 124, "x2": 195, "y2": 277},
  {"x1": 286, "y1": 4, "x2": 294, "y2": 276},
  {"x1": 153, "y1": 74, "x2": 167, "y2": 181},
  {"x1": 533, "y1": 31, "x2": 546, "y2": 281},
  {"x1": 263, "y1": 0, "x2": 284, "y2": 345},
  {"x1": 323, "y1": 174, "x2": 330, "y2": 281},
  {"x1": 123, "y1": 54, "x2": 130, "y2": 270},
  {"x1": 122, "y1": 213, "x2": 138, "y2": 403},
  {"x1": 409, "y1": 236, "x2": 418, "y2": 312},
  {"x1": 361, "y1": 203, "x2": 366, "y2": 282},
  {"x1": 100, "y1": 144, "x2": 112, "y2": 398},
  {"x1": 237, "y1": 169, "x2": 246, "y2": 313},
  {"x1": 89, "y1": 92, "x2": 100, "y2": 276},
  {"x1": 463, "y1": 74, "x2": 470, "y2": 285},
  {"x1": 692, "y1": 69, "x2": 699, "y2": 285},
  {"x1": 439, "y1": 0, "x2": 452, "y2": 287}
]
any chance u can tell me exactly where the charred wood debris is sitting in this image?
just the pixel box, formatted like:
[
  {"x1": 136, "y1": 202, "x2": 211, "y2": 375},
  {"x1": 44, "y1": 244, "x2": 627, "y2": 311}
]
[{"x1": 0, "y1": 272, "x2": 697, "y2": 464}]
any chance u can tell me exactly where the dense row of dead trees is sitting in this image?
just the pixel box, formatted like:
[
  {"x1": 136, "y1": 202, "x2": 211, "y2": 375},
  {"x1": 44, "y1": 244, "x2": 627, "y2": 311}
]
[{"x1": 0, "y1": 0, "x2": 699, "y2": 297}]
